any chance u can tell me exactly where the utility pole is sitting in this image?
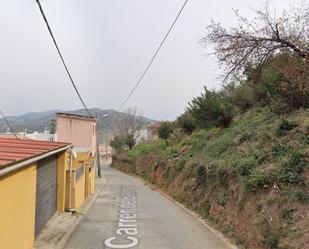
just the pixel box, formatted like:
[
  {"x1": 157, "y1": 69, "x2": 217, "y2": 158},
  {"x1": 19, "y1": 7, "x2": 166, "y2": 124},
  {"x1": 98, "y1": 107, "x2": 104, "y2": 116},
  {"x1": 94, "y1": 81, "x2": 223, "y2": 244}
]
[{"x1": 96, "y1": 113, "x2": 102, "y2": 178}]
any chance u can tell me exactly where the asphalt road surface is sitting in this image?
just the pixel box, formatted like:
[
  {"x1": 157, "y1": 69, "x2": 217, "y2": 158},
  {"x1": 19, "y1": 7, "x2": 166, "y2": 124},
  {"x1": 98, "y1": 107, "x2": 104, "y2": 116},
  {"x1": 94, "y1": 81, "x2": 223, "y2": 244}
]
[{"x1": 65, "y1": 161, "x2": 235, "y2": 249}]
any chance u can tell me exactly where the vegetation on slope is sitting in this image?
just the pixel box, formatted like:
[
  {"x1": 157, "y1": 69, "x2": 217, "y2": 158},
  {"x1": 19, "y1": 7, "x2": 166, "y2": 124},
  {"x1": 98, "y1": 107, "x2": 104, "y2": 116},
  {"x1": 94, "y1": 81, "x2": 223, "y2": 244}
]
[{"x1": 113, "y1": 107, "x2": 309, "y2": 249}]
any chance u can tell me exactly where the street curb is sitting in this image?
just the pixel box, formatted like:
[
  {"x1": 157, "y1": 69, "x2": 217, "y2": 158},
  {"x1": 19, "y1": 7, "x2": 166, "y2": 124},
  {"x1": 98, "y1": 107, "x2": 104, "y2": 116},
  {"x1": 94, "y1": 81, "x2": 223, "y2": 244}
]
[{"x1": 54, "y1": 177, "x2": 106, "y2": 249}]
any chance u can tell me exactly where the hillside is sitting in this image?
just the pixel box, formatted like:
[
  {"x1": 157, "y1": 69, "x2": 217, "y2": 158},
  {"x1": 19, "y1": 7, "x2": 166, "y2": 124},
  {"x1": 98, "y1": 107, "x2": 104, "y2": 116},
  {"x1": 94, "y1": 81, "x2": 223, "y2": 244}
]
[
  {"x1": 112, "y1": 107, "x2": 309, "y2": 249},
  {"x1": 0, "y1": 108, "x2": 156, "y2": 133}
]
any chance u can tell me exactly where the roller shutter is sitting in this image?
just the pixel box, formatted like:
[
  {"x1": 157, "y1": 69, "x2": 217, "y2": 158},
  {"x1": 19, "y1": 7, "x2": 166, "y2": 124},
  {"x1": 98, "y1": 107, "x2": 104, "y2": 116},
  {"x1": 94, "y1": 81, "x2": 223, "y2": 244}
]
[{"x1": 35, "y1": 155, "x2": 57, "y2": 236}]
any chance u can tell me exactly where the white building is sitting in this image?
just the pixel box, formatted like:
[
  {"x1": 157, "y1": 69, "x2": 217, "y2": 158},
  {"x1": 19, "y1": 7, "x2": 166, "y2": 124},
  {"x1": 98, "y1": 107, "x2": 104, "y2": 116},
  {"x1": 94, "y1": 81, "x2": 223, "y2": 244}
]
[{"x1": 25, "y1": 130, "x2": 55, "y2": 142}]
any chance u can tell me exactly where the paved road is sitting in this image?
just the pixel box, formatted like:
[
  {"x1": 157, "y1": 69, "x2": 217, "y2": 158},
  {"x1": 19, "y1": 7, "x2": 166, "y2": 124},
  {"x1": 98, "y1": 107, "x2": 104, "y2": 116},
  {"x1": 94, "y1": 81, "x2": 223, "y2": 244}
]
[{"x1": 65, "y1": 161, "x2": 235, "y2": 249}]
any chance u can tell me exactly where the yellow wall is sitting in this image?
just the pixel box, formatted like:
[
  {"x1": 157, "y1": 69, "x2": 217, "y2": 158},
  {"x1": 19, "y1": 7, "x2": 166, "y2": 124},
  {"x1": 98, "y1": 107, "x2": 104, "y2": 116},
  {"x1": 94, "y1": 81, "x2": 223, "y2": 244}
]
[
  {"x1": 73, "y1": 152, "x2": 91, "y2": 169},
  {"x1": 66, "y1": 164, "x2": 86, "y2": 210},
  {"x1": 65, "y1": 153, "x2": 96, "y2": 210},
  {"x1": 57, "y1": 151, "x2": 69, "y2": 212},
  {"x1": 84, "y1": 163, "x2": 90, "y2": 199},
  {"x1": 0, "y1": 164, "x2": 36, "y2": 249},
  {"x1": 89, "y1": 165, "x2": 96, "y2": 195},
  {"x1": 73, "y1": 164, "x2": 86, "y2": 209}
]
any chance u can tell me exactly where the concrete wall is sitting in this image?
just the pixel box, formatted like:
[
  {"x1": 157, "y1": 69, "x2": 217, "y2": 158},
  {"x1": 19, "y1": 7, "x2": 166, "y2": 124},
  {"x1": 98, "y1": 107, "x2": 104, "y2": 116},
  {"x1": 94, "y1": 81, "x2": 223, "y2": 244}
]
[
  {"x1": 56, "y1": 115, "x2": 97, "y2": 155},
  {"x1": 0, "y1": 164, "x2": 36, "y2": 249}
]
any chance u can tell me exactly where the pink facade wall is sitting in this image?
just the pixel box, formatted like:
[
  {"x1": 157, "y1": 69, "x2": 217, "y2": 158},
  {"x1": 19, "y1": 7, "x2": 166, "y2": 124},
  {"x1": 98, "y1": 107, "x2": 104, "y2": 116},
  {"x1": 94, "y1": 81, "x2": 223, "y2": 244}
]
[{"x1": 56, "y1": 115, "x2": 97, "y2": 154}]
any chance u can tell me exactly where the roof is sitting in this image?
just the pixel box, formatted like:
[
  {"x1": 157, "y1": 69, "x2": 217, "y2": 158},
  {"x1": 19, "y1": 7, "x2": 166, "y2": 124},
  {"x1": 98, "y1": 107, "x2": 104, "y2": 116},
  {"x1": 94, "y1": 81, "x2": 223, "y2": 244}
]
[
  {"x1": 56, "y1": 112, "x2": 97, "y2": 122},
  {"x1": 0, "y1": 138, "x2": 70, "y2": 169}
]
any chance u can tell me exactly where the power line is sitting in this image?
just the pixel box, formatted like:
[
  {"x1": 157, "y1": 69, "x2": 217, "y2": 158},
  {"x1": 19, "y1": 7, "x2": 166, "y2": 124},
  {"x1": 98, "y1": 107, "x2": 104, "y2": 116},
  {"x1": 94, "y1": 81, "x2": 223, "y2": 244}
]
[
  {"x1": 0, "y1": 109, "x2": 18, "y2": 139},
  {"x1": 118, "y1": 0, "x2": 190, "y2": 111},
  {"x1": 35, "y1": 0, "x2": 93, "y2": 117}
]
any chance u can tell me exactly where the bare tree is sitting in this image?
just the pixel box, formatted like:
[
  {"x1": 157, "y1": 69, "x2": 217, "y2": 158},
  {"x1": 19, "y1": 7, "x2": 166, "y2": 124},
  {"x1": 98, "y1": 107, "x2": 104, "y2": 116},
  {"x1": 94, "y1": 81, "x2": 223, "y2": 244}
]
[
  {"x1": 113, "y1": 107, "x2": 143, "y2": 150},
  {"x1": 202, "y1": 1, "x2": 309, "y2": 81}
]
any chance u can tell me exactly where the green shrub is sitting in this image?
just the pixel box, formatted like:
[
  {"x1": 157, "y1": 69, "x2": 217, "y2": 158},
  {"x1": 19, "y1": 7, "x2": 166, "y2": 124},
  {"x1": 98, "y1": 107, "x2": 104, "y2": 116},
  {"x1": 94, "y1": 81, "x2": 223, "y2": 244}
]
[
  {"x1": 200, "y1": 200, "x2": 211, "y2": 218},
  {"x1": 205, "y1": 134, "x2": 234, "y2": 158},
  {"x1": 243, "y1": 171, "x2": 270, "y2": 192},
  {"x1": 235, "y1": 157, "x2": 256, "y2": 176},
  {"x1": 238, "y1": 132, "x2": 254, "y2": 143},
  {"x1": 276, "y1": 151, "x2": 305, "y2": 183},
  {"x1": 280, "y1": 208, "x2": 293, "y2": 220},
  {"x1": 275, "y1": 119, "x2": 297, "y2": 136},
  {"x1": 177, "y1": 111, "x2": 197, "y2": 134},
  {"x1": 263, "y1": 227, "x2": 279, "y2": 249},
  {"x1": 177, "y1": 157, "x2": 187, "y2": 171},
  {"x1": 270, "y1": 143, "x2": 293, "y2": 158},
  {"x1": 293, "y1": 191, "x2": 309, "y2": 203},
  {"x1": 216, "y1": 166, "x2": 229, "y2": 187},
  {"x1": 188, "y1": 87, "x2": 233, "y2": 128},
  {"x1": 229, "y1": 82, "x2": 258, "y2": 111},
  {"x1": 158, "y1": 122, "x2": 174, "y2": 141},
  {"x1": 217, "y1": 194, "x2": 228, "y2": 206},
  {"x1": 196, "y1": 165, "x2": 207, "y2": 185}
]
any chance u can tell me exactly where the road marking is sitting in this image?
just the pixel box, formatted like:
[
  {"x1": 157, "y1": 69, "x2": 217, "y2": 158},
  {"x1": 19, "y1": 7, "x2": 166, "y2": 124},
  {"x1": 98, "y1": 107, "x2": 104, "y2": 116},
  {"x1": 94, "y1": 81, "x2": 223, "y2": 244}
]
[{"x1": 104, "y1": 186, "x2": 139, "y2": 249}]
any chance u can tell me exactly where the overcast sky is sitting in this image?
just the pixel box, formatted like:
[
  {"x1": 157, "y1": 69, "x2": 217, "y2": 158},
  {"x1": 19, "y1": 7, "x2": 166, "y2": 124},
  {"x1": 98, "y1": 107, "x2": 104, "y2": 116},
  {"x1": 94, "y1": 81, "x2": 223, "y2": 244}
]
[{"x1": 0, "y1": 0, "x2": 293, "y2": 120}]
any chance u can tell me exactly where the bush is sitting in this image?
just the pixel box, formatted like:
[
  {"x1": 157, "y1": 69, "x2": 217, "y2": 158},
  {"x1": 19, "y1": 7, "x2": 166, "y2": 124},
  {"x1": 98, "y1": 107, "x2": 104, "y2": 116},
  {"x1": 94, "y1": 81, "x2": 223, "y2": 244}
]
[
  {"x1": 276, "y1": 151, "x2": 305, "y2": 183},
  {"x1": 177, "y1": 157, "x2": 187, "y2": 171},
  {"x1": 243, "y1": 171, "x2": 270, "y2": 192},
  {"x1": 217, "y1": 194, "x2": 228, "y2": 206},
  {"x1": 228, "y1": 82, "x2": 258, "y2": 111},
  {"x1": 263, "y1": 226, "x2": 279, "y2": 249},
  {"x1": 238, "y1": 132, "x2": 254, "y2": 143},
  {"x1": 275, "y1": 119, "x2": 298, "y2": 136},
  {"x1": 235, "y1": 157, "x2": 256, "y2": 176},
  {"x1": 293, "y1": 191, "x2": 309, "y2": 203},
  {"x1": 177, "y1": 111, "x2": 197, "y2": 134},
  {"x1": 188, "y1": 87, "x2": 233, "y2": 128},
  {"x1": 196, "y1": 165, "x2": 207, "y2": 186},
  {"x1": 216, "y1": 166, "x2": 229, "y2": 187},
  {"x1": 158, "y1": 122, "x2": 174, "y2": 141},
  {"x1": 110, "y1": 135, "x2": 126, "y2": 154}
]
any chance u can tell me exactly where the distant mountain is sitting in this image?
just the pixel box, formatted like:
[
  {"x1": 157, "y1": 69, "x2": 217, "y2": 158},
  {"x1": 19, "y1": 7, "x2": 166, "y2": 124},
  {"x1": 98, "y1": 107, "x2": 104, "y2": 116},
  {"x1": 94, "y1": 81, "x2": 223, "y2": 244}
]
[{"x1": 0, "y1": 108, "x2": 157, "y2": 133}]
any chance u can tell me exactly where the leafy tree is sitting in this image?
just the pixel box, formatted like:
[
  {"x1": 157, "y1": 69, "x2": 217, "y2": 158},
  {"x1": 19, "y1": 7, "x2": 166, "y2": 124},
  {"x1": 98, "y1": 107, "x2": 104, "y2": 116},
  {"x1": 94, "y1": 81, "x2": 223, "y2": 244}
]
[
  {"x1": 110, "y1": 135, "x2": 126, "y2": 154},
  {"x1": 158, "y1": 122, "x2": 174, "y2": 143},
  {"x1": 188, "y1": 87, "x2": 233, "y2": 128},
  {"x1": 177, "y1": 111, "x2": 197, "y2": 134}
]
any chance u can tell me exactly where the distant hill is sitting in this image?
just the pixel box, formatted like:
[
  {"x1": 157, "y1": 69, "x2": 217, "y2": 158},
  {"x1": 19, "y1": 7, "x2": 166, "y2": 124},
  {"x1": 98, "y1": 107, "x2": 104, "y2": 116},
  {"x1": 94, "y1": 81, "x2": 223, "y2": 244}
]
[{"x1": 0, "y1": 108, "x2": 157, "y2": 133}]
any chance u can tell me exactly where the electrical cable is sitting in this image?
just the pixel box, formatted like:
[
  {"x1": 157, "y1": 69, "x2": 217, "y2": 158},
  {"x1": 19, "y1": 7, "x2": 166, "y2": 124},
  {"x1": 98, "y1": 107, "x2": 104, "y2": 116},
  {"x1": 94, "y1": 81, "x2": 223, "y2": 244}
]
[
  {"x1": 117, "y1": 0, "x2": 190, "y2": 111},
  {"x1": 0, "y1": 109, "x2": 18, "y2": 139},
  {"x1": 35, "y1": 0, "x2": 93, "y2": 117}
]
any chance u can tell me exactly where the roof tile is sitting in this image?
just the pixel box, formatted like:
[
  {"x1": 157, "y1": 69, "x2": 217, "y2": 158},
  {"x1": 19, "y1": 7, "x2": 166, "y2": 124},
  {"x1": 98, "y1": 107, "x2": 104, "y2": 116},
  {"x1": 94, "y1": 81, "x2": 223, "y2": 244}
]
[{"x1": 0, "y1": 138, "x2": 70, "y2": 169}]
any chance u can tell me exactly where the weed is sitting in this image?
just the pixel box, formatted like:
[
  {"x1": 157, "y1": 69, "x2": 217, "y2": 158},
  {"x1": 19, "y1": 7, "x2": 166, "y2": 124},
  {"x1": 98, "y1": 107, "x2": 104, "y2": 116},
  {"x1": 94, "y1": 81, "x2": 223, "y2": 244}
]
[
  {"x1": 177, "y1": 157, "x2": 187, "y2": 171},
  {"x1": 275, "y1": 119, "x2": 297, "y2": 136},
  {"x1": 196, "y1": 165, "x2": 207, "y2": 186},
  {"x1": 200, "y1": 200, "x2": 211, "y2": 218},
  {"x1": 235, "y1": 157, "x2": 256, "y2": 176},
  {"x1": 238, "y1": 131, "x2": 254, "y2": 143},
  {"x1": 217, "y1": 193, "x2": 228, "y2": 206},
  {"x1": 262, "y1": 226, "x2": 279, "y2": 249},
  {"x1": 216, "y1": 166, "x2": 229, "y2": 187},
  {"x1": 243, "y1": 171, "x2": 270, "y2": 192},
  {"x1": 280, "y1": 208, "x2": 293, "y2": 220},
  {"x1": 293, "y1": 190, "x2": 309, "y2": 203},
  {"x1": 276, "y1": 151, "x2": 305, "y2": 183}
]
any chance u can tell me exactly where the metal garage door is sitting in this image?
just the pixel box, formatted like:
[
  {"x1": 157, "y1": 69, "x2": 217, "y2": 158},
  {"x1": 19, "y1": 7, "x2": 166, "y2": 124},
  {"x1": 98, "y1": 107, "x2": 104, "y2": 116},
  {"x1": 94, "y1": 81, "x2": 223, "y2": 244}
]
[{"x1": 35, "y1": 155, "x2": 58, "y2": 236}]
